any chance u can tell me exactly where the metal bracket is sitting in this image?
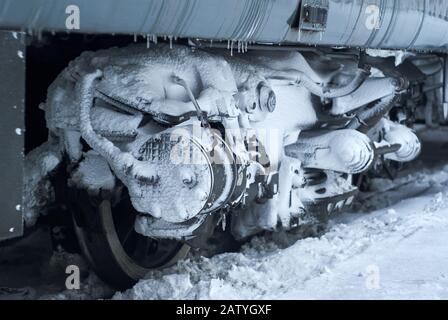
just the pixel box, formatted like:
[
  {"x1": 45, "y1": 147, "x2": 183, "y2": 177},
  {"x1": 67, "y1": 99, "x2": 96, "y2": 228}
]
[{"x1": 299, "y1": 0, "x2": 329, "y2": 32}]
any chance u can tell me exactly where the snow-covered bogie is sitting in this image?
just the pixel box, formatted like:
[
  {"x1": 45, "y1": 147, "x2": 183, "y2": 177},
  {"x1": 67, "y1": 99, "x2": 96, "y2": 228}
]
[{"x1": 37, "y1": 43, "x2": 428, "y2": 242}]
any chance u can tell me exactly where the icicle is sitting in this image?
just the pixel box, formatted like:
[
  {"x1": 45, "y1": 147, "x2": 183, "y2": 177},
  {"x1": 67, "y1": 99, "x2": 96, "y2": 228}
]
[
  {"x1": 146, "y1": 34, "x2": 150, "y2": 48},
  {"x1": 169, "y1": 36, "x2": 173, "y2": 49},
  {"x1": 237, "y1": 40, "x2": 240, "y2": 53},
  {"x1": 210, "y1": 39, "x2": 213, "y2": 48},
  {"x1": 152, "y1": 35, "x2": 157, "y2": 44},
  {"x1": 245, "y1": 41, "x2": 248, "y2": 52},
  {"x1": 133, "y1": 33, "x2": 137, "y2": 42},
  {"x1": 230, "y1": 40, "x2": 234, "y2": 56},
  {"x1": 227, "y1": 40, "x2": 230, "y2": 50},
  {"x1": 221, "y1": 213, "x2": 227, "y2": 231}
]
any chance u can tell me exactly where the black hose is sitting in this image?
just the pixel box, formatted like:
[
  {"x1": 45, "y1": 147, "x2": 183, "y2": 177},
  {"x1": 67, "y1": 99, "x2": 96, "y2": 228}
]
[{"x1": 345, "y1": 94, "x2": 399, "y2": 133}]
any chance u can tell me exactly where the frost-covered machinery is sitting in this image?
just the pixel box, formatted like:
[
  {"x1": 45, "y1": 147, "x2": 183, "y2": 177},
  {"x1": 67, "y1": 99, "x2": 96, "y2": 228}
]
[{"x1": 1, "y1": 0, "x2": 448, "y2": 289}]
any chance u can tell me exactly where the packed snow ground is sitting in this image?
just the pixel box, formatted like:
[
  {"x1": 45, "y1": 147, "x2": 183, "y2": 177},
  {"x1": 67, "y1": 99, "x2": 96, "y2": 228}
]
[
  {"x1": 114, "y1": 163, "x2": 448, "y2": 300},
  {"x1": 2, "y1": 162, "x2": 448, "y2": 300}
]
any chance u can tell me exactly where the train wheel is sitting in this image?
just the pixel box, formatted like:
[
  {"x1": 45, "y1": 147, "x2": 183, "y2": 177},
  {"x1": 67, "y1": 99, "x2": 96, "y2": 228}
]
[{"x1": 69, "y1": 187, "x2": 189, "y2": 290}]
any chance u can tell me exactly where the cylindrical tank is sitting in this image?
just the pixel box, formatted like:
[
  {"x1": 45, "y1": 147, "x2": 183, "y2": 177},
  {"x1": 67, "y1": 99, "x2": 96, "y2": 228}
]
[
  {"x1": 1, "y1": 0, "x2": 448, "y2": 52},
  {"x1": 0, "y1": 0, "x2": 296, "y2": 43}
]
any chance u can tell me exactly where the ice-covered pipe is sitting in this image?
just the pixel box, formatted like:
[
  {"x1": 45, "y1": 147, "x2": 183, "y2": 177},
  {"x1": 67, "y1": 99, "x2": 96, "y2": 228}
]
[
  {"x1": 297, "y1": 68, "x2": 370, "y2": 99},
  {"x1": 345, "y1": 94, "x2": 398, "y2": 133},
  {"x1": 268, "y1": 68, "x2": 370, "y2": 99},
  {"x1": 78, "y1": 70, "x2": 157, "y2": 183},
  {"x1": 331, "y1": 77, "x2": 399, "y2": 115}
]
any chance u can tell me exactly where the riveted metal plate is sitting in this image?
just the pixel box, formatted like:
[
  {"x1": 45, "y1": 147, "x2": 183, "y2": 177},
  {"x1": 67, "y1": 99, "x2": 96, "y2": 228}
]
[{"x1": 0, "y1": 31, "x2": 25, "y2": 241}]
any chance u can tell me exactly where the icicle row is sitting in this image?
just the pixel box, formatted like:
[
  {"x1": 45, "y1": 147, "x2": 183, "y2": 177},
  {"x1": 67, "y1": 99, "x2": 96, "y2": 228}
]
[{"x1": 227, "y1": 40, "x2": 250, "y2": 55}]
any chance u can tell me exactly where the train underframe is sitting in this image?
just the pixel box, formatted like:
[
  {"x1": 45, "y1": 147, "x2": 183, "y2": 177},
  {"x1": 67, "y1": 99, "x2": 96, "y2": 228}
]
[{"x1": 18, "y1": 36, "x2": 447, "y2": 289}]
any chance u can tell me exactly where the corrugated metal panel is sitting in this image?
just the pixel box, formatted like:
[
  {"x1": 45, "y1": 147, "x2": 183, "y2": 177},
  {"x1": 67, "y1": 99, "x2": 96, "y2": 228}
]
[{"x1": 1, "y1": 0, "x2": 448, "y2": 51}]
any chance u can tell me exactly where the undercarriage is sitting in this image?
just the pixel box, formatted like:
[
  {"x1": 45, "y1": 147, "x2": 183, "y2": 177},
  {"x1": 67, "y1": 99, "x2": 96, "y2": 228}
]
[{"x1": 20, "y1": 38, "x2": 445, "y2": 289}]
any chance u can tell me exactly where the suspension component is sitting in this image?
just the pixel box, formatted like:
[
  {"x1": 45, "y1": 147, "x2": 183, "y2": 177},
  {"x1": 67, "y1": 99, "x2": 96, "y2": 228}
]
[
  {"x1": 285, "y1": 129, "x2": 374, "y2": 174},
  {"x1": 346, "y1": 94, "x2": 399, "y2": 133},
  {"x1": 380, "y1": 120, "x2": 421, "y2": 162},
  {"x1": 331, "y1": 78, "x2": 398, "y2": 115}
]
